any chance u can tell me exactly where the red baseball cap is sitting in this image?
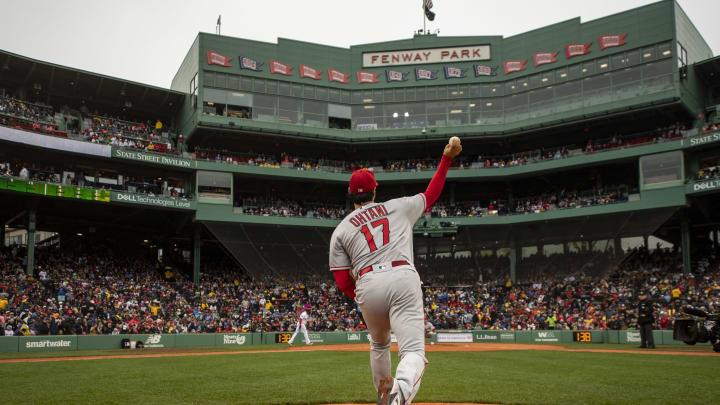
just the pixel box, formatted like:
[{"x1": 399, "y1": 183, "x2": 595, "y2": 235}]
[{"x1": 348, "y1": 169, "x2": 378, "y2": 194}]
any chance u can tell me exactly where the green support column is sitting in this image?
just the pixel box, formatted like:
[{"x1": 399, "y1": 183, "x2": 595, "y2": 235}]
[
  {"x1": 643, "y1": 235, "x2": 649, "y2": 249},
  {"x1": 0, "y1": 224, "x2": 5, "y2": 247},
  {"x1": 507, "y1": 182, "x2": 514, "y2": 209},
  {"x1": 714, "y1": 229, "x2": 719, "y2": 249},
  {"x1": 449, "y1": 183, "x2": 456, "y2": 205},
  {"x1": 193, "y1": 225, "x2": 202, "y2": 283},
  {"x1": 509, "y1": 245, "x2": 517, "y2": 285},
  {"x1": 681, "y1": 217, "x2": 691, "y2": 275},
  {"x1": 614, "y1": 238, "x2": 622, "y2": 256},
  {"x1": 26, "y1": 209, "x2": 36, "y2": 277}
]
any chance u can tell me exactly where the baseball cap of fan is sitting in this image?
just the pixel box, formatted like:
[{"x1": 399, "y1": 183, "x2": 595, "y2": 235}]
[{"x1": 348, "y1": 169, "x2": 378, "y2": 194}]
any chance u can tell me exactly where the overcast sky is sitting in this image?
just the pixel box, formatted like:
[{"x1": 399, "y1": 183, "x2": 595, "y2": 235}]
[{"x1": 0, "y1": 0, "x2": 717, "y2": 89}]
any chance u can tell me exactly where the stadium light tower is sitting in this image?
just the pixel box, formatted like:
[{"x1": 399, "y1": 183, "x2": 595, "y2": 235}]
[{"x1": 216, "y1": 15, "x2": 221, "y2": 35}]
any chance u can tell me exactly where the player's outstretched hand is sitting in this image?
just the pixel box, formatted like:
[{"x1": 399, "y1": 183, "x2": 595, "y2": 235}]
[{"x1": 443, "y1": 136, "x2": 462, "y2": 158}]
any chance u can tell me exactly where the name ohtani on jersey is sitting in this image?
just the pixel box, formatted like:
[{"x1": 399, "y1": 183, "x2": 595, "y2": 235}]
[{"x1": 349, "y1": 204, "x2": 388, "y2": 227}]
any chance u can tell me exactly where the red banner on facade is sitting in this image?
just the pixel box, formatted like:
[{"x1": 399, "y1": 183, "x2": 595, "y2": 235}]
[
  {"x1": 269, "y1": 60, "x2": 293, "y2": 76},
  {"x1": 533, "y1": 52, "x2": 559, "y2": 67},
  {"x1": 565, "y1": 43, "x2": 592, "y2": 59},
  {"x1": 206, "y1": 51, "x2": 231, "y2": 67},
  {"x1": 357, "y1": 71, "x2": 380, "y2": 84},
  {"x1": 299, "y1": 64, "x2": 321, "y2": 80},
  {"x1": 328, "y1": 69, "x2": 350, "y2": 83},
  {"x1": 503, "y1": 60, "x2": 527, "y2": 75},
  {"x1": 598, "y1": 34, "x2": 627, "y2": 50}
]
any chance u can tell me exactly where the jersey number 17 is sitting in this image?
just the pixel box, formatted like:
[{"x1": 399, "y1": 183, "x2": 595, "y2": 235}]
[{"x1": 359, "y1": 218, "x2": 389, "y2": 252}]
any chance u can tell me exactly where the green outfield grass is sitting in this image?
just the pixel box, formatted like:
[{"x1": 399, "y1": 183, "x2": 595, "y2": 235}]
[{"x1": 1, "y1": 346, "x2": 718, "y2": 404}]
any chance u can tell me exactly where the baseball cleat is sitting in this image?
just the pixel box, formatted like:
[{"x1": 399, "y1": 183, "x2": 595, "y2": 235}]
[
  {"x1": 377, "y1": 376, "x2": 400, "y2": 405},
  {"x1": 307, "y1": 342, "x2": 313, "y2": 345}
]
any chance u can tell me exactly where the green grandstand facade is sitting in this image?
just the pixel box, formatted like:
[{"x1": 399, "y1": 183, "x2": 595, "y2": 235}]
[{"x1": 1, "y1": 0, "x2": 720, "y2": 283}]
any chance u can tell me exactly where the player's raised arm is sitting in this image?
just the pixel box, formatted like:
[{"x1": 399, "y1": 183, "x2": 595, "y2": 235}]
[{"x1": 423, "y1": 136, "x2": 462, "y2": 209}]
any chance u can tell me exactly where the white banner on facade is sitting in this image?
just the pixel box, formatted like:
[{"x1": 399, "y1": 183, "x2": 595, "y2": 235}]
[{"x1": 0, "y1": 127, "x2": 111, "y2": 157}]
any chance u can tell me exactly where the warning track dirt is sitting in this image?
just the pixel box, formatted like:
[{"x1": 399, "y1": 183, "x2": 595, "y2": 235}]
[{"x1": 0, "y1": 342, "x2": 716, "y2": 363}]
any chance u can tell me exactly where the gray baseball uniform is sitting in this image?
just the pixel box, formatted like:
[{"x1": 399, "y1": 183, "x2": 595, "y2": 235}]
[{"x1": 329, "y1": 193, "x2": 427, "y2": 404}]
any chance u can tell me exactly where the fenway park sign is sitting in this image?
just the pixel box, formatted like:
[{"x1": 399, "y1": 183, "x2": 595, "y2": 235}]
[{"x1": 363, "y1": 45, "x2": 490, "y2": 67}]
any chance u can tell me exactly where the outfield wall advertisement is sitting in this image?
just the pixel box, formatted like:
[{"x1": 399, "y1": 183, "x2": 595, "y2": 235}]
[
  {"x1": 437, "y1": 332, "x2": 473, "y2": 343},
  {"x1": 0, "y1": 330, "x2": 697, "y2": 353}
]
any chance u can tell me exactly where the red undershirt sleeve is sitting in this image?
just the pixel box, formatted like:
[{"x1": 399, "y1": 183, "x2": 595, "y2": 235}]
[
  {"x1": 422, "y1": 155, "x2": 453, "y2": 209},
  {"x1": 333, "y1": 269, "x2": 356, "y2": 299}
]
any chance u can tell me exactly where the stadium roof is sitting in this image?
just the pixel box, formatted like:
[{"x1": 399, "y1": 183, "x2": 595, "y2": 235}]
[{"x1": 0, "y1": 49, "x2": 186, "y2": 120}]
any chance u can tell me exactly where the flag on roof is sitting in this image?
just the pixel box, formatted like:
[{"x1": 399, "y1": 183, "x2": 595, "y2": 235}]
[{"x1": 423, "y1": 0, "x2": 435, "y2": 21}]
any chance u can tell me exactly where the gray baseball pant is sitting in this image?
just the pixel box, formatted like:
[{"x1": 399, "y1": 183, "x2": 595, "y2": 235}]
[{"x1": 355, "y1": 266, "x2": 427, "y2": 404}]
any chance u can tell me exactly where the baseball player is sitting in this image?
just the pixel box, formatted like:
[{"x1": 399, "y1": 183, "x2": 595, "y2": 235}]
[
  {"x1": 329, "y1": 137, "x2": 462, "y2": 405},
  {"x1": 424, "y1": 317, "x2": 436, "y2": 345},
  {"x1": 288, "y1": 305, "x2": 313, "y2": 346}
]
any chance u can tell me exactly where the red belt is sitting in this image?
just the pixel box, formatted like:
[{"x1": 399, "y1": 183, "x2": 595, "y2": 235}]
[{"x1": 357, "y1": 260, "x2": 410, "y2": 280}]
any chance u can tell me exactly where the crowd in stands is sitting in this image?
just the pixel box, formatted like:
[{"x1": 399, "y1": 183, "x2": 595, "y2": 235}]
[
  {"x1": 1, "y1": 243, "x2": 718, "y2": 336},
  {"x1": 695, "y1": 158, "x2": 720, "y2": 181},
  {"x1": 81, "y1": 116, "x2": 175, "y2": 154},
  {"x1": 238, "y1": 197, "x2": 346, "y2": 220},
  {"x1": 0, "y1": 158, "x2": 190, "y2": 199},
  {"x1": 234, "y1": 187, "x2": 627, "y2": 221},
  {"x1": 511, "y1": 188, "x2": 627, "y2": 215},
  {"x1": 0, "y1": 246, "x2": 362, "y2": 336},
  {"x1": 193, "y1": 124, "x2": 692, "y2": 175},
  {"x1": 0, "y1": 91, "x2": 705, "y2": 172},
  {"x1": 0, "y1": 97, "x2": 54, "y2": 123},
  {"x1": 234, "y1": 187, "x2": 629, "y2": 221},
  {"x1": 0, "y1": 93, "x2": 180, "y2": 154},
  {"x1": 703, "y1": 122, "x2": 720, "y2": 133}
]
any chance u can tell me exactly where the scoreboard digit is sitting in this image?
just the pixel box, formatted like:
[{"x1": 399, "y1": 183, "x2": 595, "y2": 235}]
[
  {"x1": 275, "y1": 333, "x2": 292, "y2": 343},
  {"x1": 572, "y1": 331, "x2": 592, "y2": 343}
]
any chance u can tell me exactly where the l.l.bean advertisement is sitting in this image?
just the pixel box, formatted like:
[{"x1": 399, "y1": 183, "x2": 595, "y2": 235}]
[{"x1": 473, "y1": 331, "x2": 516, "y2": 343}]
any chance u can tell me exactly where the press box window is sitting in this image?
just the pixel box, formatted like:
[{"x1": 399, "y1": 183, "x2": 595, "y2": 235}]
[
  {"x1": 203, "y1": 88, "x2": 227, "y2": 116},
  {"x1": 196, "y1": 171, "x2": 232, "y2": 204},
  {"x1": 226, "y1": 92, "x2": 252, "y2": 119},
  {"x1": 640, "y1": 151, "x2": 683, "y2": 189},
  {"x1": 203, "y1": 101, "x2": 225, "y2": 116},
  {"x1": 328, "y1": 104, "x2": 351, "y2": 129}
]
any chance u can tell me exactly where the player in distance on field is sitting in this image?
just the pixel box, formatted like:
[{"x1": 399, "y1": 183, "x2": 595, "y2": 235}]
[
  {"x1": 288, "y1": 304, "x2": 313, "y2": 346},
  {"x1": 329, "y1": 136, "x2": 462, "y2": 405}
]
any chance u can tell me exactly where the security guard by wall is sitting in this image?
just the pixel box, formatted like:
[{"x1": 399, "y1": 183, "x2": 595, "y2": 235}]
[{"x1": 637, "y1": 292, "x2": 655, "y2": 349}]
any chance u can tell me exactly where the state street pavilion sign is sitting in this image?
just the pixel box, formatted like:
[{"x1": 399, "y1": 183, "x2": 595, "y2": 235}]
[{"x1": 363, "y1": 45, "x2": 490, "y2": 68}]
